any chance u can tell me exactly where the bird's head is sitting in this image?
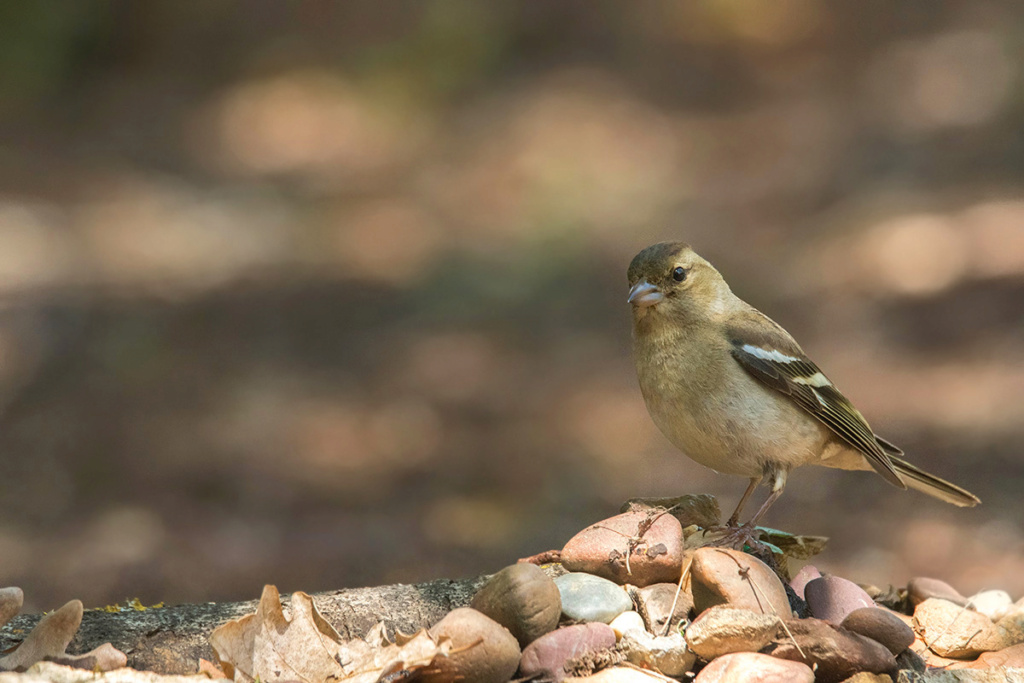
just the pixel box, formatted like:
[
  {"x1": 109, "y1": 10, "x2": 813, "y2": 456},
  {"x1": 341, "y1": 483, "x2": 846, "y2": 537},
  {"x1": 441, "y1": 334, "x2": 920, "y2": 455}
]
[{"x1": 627, "y1": 242, "x2": 731, "y2": 324}]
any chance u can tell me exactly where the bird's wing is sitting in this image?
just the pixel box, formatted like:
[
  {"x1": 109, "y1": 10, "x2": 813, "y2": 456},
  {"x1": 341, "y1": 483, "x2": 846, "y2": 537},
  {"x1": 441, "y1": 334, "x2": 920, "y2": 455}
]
[{"x1": 726, "y1": 311, "x2": 906, "y2": 489}]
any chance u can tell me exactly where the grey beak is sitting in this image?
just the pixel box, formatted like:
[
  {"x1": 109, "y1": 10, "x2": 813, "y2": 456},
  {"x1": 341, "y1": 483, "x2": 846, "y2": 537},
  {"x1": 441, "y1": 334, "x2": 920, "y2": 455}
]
[{"x1": 628, "y1": 280, "x2": 663, "y2": 307}]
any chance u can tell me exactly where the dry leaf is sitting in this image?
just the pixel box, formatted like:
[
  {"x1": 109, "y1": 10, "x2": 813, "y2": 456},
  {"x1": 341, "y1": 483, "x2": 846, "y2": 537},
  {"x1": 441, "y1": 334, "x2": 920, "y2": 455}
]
[
  {"x1": 47, "y1": 642, "x2": 128, "y2": 671},
  {"x1": 0, "y1": 601, "x2": 83, "y2": 672},
  {"x1": 755, "y1": 528, "x2": 828, "y2": 561},
  {"x1": 0, "y1": 589, "x2": 23, "y2": 630},
  {"x1": 211, "y1": 585, "x2": 453, "y2": 683},
  {"x1": 198, "y1": 658, "x2": 229, "y2": 679}
]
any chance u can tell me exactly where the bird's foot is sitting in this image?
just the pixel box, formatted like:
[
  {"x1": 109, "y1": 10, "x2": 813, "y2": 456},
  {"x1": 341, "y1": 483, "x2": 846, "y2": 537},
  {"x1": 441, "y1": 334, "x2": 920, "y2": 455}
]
[{"x1": 705, "y1": 522, "x2": 768, "y2": 554}]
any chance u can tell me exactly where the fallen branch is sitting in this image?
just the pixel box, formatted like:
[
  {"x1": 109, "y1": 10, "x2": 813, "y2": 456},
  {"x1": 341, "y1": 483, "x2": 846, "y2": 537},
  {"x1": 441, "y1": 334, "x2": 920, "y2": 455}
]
[{"x1": 0, "y1": 575, "x2": 491, "y2": 675}]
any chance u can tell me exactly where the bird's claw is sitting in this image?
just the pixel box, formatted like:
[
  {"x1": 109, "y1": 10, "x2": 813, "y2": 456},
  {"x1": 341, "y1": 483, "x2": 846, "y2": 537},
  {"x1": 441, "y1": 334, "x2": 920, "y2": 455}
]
[{"x1": 706, "y1": 523, "x2": 767, "y2": 553}]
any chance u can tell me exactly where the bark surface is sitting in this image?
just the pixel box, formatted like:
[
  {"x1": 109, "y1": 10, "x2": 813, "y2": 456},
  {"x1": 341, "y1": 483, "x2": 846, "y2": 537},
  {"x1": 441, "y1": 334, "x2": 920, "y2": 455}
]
[{"x1": 0, "y1": 576, "x2": 490, "y2": 675}]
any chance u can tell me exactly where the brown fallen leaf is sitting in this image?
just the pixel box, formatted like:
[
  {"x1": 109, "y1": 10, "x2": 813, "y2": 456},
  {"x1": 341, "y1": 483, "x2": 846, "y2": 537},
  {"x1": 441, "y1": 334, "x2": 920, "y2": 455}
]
[
  {"x1": 0, "y1": 598, "x2": 128, "y2": 674},
  {"x1": 211, "y1": 585, "x2": 456, "y2": 683},
  {"x1": 0, "y1": 600, "x2": 83, "y2": 672},
  {"x1": 0, "y1": 588, "x2": 23, "y2": 630},
  {"x1": 198, "y1": 658, "x2": 229, "y2": 679},
  {"x1": 47, "y1": 642, "x2": 129, "y2": 671}
]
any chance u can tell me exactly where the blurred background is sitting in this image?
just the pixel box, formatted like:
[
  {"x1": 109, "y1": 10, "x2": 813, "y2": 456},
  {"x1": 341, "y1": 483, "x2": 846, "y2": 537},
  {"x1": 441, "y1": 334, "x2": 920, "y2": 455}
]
[{"x1": 0, "y1": 1, "x2": 1022, "y2": 612}]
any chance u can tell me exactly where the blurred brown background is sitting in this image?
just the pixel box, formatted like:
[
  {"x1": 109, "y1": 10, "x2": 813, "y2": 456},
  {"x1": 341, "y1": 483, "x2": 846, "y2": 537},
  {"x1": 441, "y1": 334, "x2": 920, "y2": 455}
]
[{"x1": 0, "y1": 1, "x2": 1022, "y2": 613}]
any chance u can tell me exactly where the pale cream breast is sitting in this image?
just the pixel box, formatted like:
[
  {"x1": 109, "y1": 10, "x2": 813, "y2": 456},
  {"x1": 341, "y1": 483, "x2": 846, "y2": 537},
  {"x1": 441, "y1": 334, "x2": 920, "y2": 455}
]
[{"x1": 634, "y1": 325, "x2": 831, "y2": 478}]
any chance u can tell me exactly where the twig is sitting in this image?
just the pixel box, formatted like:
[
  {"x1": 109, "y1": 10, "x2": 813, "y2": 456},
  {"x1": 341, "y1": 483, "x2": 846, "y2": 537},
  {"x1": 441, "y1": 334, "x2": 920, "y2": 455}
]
[{"x1": 663, "y1": 557, "x2": 693, "y2": 637}]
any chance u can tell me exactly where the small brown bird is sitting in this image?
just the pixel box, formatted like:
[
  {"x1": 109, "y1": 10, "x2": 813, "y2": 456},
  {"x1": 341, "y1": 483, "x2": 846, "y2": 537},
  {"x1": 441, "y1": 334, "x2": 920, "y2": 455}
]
[{"x1": 628, "y1": 241, "x2": 979, "y2": 530}]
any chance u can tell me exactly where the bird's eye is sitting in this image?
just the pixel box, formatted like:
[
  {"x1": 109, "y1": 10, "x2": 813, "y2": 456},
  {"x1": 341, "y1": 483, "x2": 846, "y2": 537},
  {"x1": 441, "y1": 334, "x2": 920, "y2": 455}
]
[{"x1": 672, "y1": 266, "x2": 687, "y2": 282}]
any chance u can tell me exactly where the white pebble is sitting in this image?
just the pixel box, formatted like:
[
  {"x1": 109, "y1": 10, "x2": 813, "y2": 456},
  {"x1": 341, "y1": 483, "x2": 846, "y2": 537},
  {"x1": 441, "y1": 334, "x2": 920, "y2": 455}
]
[
  {"x1": 609, "y1": 610, "x2": 645, "y2": 639},
  {"x1": 970, "y1": 589, "x2": 1013, "y2": 621}
]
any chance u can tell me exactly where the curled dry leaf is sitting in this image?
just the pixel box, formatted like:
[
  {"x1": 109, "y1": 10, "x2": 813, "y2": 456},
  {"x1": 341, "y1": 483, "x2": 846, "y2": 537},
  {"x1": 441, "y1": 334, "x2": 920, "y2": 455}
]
[
  {"x1": 210, "y1": 585, "x2": 455, "y2": 683},
  {"x1": 48, "y1": 643, "x2": 129, "y2": 671},
  {"x1": 755, "y1": 528, "x2": 829, "y2": 562},
  {"x1": 0, "y1": 600, "x2": 83, "y2": 672},
  {"x1": 0, "y1": 595, "x2": 128, "y2": 674},
  {"x1": 198, "y1": 659, "x2": 228, "y2": 679}
]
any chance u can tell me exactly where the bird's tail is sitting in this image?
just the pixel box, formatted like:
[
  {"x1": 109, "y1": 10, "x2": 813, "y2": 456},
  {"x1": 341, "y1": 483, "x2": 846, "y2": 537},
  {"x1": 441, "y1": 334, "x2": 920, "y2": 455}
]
[{"x1": 888, "y1": 455, "x2": 980, "y2": 507}]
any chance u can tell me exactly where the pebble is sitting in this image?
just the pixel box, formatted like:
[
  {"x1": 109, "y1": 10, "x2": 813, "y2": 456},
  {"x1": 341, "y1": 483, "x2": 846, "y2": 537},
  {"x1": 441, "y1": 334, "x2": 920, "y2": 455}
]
[
  {"x1": 789, "y1": 565, "x2": 821, "y2": 600},
  {"x1": 519, "y1": 623, "x2": 616, "y2": 683},
  {"x1": 963, "y1": 642, "x2": 1024, "y2": 669},
  {"x1": 618, "y1": 629, "x2": 694, "y2": 676},
  {"x1": 471, "y1": 563, "x2": 561, "y2": 647},
  {"x1": 842, "y1": 607, "x2": 916, "y2": 655},
  {"x1": 620, "y1": 494, "x2": 722, "y2": 529},
  {"x1": 608, "y1": 610, "x2": 645, "y2": 639},
  {"x1": 634, "y1": 582, "x2": 693, "y2": 633},
  {"x1": 689, "y1": 548, "x2": 791, "y2": 618},
  {"x1": 997, "y1": 610, "x2": 1024, "y2": 645},
  {"x1": 968, "y1": 590, "x2": 1013, "y2": 622},
  {"x1": 895, "y1": 647, "x2": 927, "y2": 673},
  {"x1": 895, "y1": 671, "x2": 1024, "y2": 682},
  {"x1": 571, "y1": 666, "x2": 670, "y2": 683},
  {"x1": 762, "y1": 617, "x2": 896, "y2": 683},
  {"x1": 684, "y1": 605, "x2": 781, "y2": 660},
  {"x1": 554, "y1": 572, "x2": 633, "y2": 623},
  {"x1": 913, "y1": 598, "x2": 1007, "y2": 658},
  {"x1": 840, "y1": 674, "x2": 892, "y2": 683},
  {"x1": 908, "y1": 577, "x2": 968, "y2": 608},
  {"x1": 804, "y1": 575, "x2": 875, "y2": 623},
  {"x1": 425, "y1": 607, "x2": 521, "y2": 683},
  {"x1": 694, "y1": 651, "x2": 814, "y2": 683},
  {"x1": 561, "y1": 510, "x2": 684, "y2": 587}
]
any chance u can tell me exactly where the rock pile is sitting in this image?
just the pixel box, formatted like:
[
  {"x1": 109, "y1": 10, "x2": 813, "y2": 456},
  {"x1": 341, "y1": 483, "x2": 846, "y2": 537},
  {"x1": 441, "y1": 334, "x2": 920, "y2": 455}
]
[
  {"x1": 401, "y1": 497, "x2": 1024, "y2": 682},
  {"x1": 7, "y1": 494, "x2": 1022, "y2": 683}
]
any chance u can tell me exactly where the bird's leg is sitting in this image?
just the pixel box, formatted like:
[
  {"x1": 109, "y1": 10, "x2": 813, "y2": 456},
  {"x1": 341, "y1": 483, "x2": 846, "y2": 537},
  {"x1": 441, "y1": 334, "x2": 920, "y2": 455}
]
[
  {"x1": 746, "y1": 469, "x2": 788, "y2": 528},
  {"x1": 726, "y1": 476, "x2": 763, "y2": 527},
  {"x1": 708, "y1": 470, "x2": 787, "y2": 551}
]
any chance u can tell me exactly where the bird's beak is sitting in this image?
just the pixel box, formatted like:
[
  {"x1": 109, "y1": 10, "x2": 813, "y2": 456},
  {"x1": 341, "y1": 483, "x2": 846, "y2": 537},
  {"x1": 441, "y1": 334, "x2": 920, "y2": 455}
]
[{"x1": 627, "y1": 280, "x2": 663, "y2": 307}]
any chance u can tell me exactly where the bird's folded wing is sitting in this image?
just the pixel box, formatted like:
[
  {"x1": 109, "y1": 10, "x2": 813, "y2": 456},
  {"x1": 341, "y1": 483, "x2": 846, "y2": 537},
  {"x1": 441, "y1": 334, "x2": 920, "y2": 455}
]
[{"x1": 726, "y1": 313, "x2": 906, "y2": 489}]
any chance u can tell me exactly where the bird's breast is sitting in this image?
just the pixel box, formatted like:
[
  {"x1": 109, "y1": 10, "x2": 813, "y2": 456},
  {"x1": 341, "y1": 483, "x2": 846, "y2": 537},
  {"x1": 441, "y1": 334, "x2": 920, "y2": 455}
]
[{"x1": 634, "y1": 332, "x2": 827, "y2": 477}]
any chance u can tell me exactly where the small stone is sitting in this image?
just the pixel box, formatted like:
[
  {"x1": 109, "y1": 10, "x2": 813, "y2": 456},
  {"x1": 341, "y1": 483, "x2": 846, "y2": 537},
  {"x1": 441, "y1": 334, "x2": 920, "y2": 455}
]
[
  {"x1": 571, "y1": 666, "x2": 669, "y2": 682},
  {"x1": 426, "y1": 607, "x2": 521, "y2": 683},
  {"x1": 908, "y1": 577, "x2": 968, "y2": 608},
  {"x1": 965, "y1": 642, "x2": 1024, "y2": 668},
  {"x1": 896, "y1": 670, "x2": 1024, "y2": 682},
  {"x1": 913, "y1": 598, "x2": 1008, "y2": 658},
  {"x1": 471, "y1": 563, "x2": 561, "y2": 647},
  {"x1": 842, "y1": 607, "x2": 916, "y2": 655},
  {"x1": 554, "y1": 573, "x2": 633, "y2": 623},
  {"x1": 968, "y1": 590, "x2": 1013, "y2": 622},
  {"x1": 561, "y1": 510, "x2": 684, "y2": 587},
  {"x1": 762, "y1": 617, "x2": 896, "y2": 683},
  {"x1": 620, "y1": 494, "x2": 721, "y2": 529},
  {"x1": 789, "y1": 565, "x2": 821, "y2": 600},
  {"x1": 910, "y1": 632, "x2": 969, "y2": 669},
  {"x1": 634, "y1": 582, "x2": 693, "y2": 633},
  {"x1": 684, "y1": 605, "x2": 781, "y2": 660},
  {"x1": 608, "y1": 611, "x2": 645, "y2": 639},
  {"x1": 840, "y1": 674, "x2": 891, "y2": 683},
  {"x1": 519, "y1": 623, "x2": 616, "y2": 683},
  {"x1": 805, "y1": 575, "x2": 875, "y2": 623},
  {"x1": 996, "y1": 610, "x2": 1024, "y2": 645},
  {"x1": 689, "y1": 548, "x2": 791, "y2": 617},
  {"x1": 619, "y1": 629, "x2": 694, "y2": 676},
  {"x1": 895, "y1": 647, "x2": 927, "y2": 673},
  {"x1": 694, "y1": 651, "x2": 814, "y2": 682}
]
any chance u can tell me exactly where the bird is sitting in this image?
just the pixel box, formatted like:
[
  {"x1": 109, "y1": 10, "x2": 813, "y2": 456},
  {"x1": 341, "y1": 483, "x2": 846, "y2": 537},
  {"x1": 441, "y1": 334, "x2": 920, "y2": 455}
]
[{"x1": 627, "y1": 241, "x2": 979, "y2": 531}]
